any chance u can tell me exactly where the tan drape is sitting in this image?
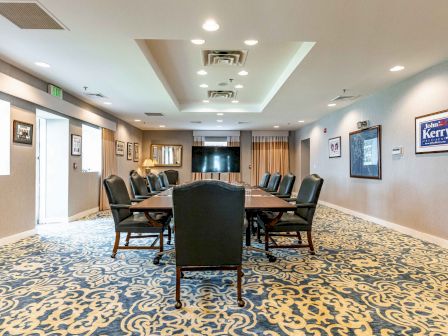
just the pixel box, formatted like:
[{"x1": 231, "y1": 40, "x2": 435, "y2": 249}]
[
  {"x1": 99, "y1": 128, "x2": 117, "y2": 210},
  {"x1": 227, "y1": 136, "x2": 240, "y2": 183},
  {"x1": 251, "y1": 136, "x2": 289, "y2": 185}
]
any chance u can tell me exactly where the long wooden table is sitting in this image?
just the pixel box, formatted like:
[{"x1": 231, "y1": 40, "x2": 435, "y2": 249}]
[{"x1": 130, "y1": 186, "x2": 295, "y2": 247}]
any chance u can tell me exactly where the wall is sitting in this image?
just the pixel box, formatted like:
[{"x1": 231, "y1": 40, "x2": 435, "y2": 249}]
[
  {"x1": 0, "y1": 106, "x2": 36, "y2": 238},
  {"x1": 295, "y1": 61, "x2": 448, "y2": 239}
]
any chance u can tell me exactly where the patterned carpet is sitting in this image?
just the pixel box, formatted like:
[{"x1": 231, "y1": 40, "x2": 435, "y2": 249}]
[{"x1": 0, "y1": 206, "x2": 447, "y2": 336}]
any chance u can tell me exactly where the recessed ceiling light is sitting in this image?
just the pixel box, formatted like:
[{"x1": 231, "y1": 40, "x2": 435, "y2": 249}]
[
  {"x1": 217, "y1": 119, "x2": 223, "y2": 122},
  {"x1": 273, "y1": 125, "x2": 280, "y2": 128},
  {"x1": 191, "y1": 39, "x2": 205, "y2": 45},
  {"x1": 390, "y1": 65, "x2": 405, "y2": 72},
  {"x1": 35, "y1": 61, "x2": 50, "y2": 68},
  {"x1": 202, "y1": 100, "x2": 210, "y2": 103},
  {"x1": 231, "y1": 100, "x2": 239, "y2": 104},
  {"x1": 103, "y1": 102, "x2": 112, "y2": 105},
  {"x1": 217, "y1": 113, "x2": 224, "y2": 116},
  {"x1": 298, "y1": 120, "x2": 305, "y2": 123},
  {"x1": 197, "y1": 70, "x2": 207, "y2": 75},
  {"x1": 199, "y1": 84, "x2": 208, "y2": 88},
  {"x1": 202, "y1": 19, "x2": 219, "y2": 32},
  {"x1": 134, "y1": 119, "x2": 141, "y2": 122},
  {"x1": 238, "y1": 70, "x2": 248, "y2": 76},
  {"x1": 159, "y1": 125, "x2": 166, "y2": 128},
  {"x1": 235, "y1": 84, "x2": 244, "y2": 89},
  {"x1": 328, "y1": 103, "x2": 336, "y2": 107},
  {"x1": 244, "y1": 39, "x2": 258, "y2": 46}
]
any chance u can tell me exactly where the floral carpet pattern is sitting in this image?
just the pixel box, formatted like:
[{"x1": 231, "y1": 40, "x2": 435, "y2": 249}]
[{"x1": 0, "y1": 206, "x2": 447, "y2": 335}]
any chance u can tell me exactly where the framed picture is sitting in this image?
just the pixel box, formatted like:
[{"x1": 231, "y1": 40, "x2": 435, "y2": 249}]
[
  {"x1": 13, "y1": 120, "x2": 33, "y2": 145},
  {"x1": 349, "y1": 125, "x2": 381, "y2": 179},
  {"x1": 415, "y1": 109, "x2": 448, "y2": 154},
  {"x1": 115, "y1": 140, "x2": 125, "y2": 156},
  {"x1": 328, "y1": 136, "x2": 341, "y2": 158},
  {"x1": 71, "y1": 134, "x2": 82, "y2": 156},
  {"x1": 133, "y1": 143, "x2": 140, "y2": 162},
  {"x1": 127, "y1": 142, "x2": 133, "y2": 160}
]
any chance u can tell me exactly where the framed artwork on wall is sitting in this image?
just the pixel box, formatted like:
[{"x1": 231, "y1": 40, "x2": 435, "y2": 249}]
[
  {"x1": 13, "y1": 120, "x2": 33, "y2": 145},
  {"x1": 349, "y1": 125, "x2": 382, "y2": 179},
  {"x1": 71, "y1": 134, "x2": 82, "y2": 156},
  {"x1": 328, "y1": 136, "x2": 341, "y2": 158},
  {"x1": 133, "y1": 143, "x2": 140, "y2": 162},
  {"x1": 415, "y1": 109, "x2": 448, "y2": 154},
  {"x1": 127, "y1": 142, "x2": 133, "y2": 160},
  {"x1": 115, "y1": 140, "x2": 125, "y2": 156}
]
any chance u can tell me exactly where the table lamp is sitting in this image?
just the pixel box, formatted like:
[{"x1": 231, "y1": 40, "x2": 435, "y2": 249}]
[{"x1": 143, "y1": 158, "x2": 155, "y2": 175}]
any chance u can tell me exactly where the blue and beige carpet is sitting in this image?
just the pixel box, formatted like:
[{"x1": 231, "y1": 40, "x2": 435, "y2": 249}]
[{"x1": 0, "y1": 206, "x2": 447, "y2": 335}]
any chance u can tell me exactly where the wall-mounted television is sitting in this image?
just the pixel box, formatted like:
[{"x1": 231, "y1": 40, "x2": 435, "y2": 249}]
[{"x1": 192, "y1": 146, "x2": 240, "y2": 173}]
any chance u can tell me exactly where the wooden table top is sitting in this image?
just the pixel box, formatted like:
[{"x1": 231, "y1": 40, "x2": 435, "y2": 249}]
[{"x1": 130, "y1": 186, "x2": 296, "y2": 212}]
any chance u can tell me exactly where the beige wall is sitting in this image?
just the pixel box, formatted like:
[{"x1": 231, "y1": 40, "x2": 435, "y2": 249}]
[
  {"x1": 0, "y1": 106, "x2": 36, "y2": 238},
  {"x1": 295, "y1": 61, "x2": 448, "y2": 239}
]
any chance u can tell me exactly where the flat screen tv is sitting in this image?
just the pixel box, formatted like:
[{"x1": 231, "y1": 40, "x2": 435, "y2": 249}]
[{"x1": 192, "y1": 146, "x2": 240, "y2": 173}]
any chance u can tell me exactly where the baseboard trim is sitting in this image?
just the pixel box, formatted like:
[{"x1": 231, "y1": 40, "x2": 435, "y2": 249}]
[
  {"x1": 0, "y1": 229, "x2": 37, "y2": 246},
  {"x1": 68, "y1": 207, "x2": 99, "y2": 222},
  {"x1": 319, "y1": 200, "x2": 448, "y2": 249}
]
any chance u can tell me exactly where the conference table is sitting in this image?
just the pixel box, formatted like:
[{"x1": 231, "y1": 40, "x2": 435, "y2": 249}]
[{"x1": 130, "y1": 185, "x2": 295, "y2": 247}]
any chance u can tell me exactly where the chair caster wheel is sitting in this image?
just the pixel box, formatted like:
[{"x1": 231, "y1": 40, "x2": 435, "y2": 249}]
[
  {"x1": 124, "y1": 242, "x2": 129, "y2": 246},
  {"x1": 111, "y1": 253, "x2": 117, "y2": 258},
  {"x1": 237, "y1": 299, "x2": 245, "y2": 307},
  {"x1": 153, "y1": 257, "x2": 161, "y2": 265},
  {"x1": 175, "y1": 301, "x2": 182, "y2": 309},
  {"x1": 180, "y1": 271, "x2": 185, "y2": 278},
  {"x1": 167, "y1": 240, "x2": 171, "y2": 245},
  {"x1": 310, "y1": 251, "x2": 316, "y2": 255},
  {"x1": 267, "y1": 255, "x2": 277, "y2": 262},
  {"x1": 257, "y1": 239, "x2": 262, "y2": 244}
]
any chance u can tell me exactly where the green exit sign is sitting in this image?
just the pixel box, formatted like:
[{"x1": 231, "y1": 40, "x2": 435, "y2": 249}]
[{"x1": 48, "y1": 84, "x2": 63, "y2": 99}]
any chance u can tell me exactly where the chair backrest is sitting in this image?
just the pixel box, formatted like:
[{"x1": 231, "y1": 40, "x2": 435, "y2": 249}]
[
  {"x1": 158, "y1": 171, "x2": 170, "y2": 188},
  {"x1": 258, "y1": 172, "x2": 271, "y2": 188},
  {"x1": 164, "y1": 169, "x2": 179, "y2": 185},
  {"x1": 129, "y1": 170, "x2": 150, "y2": 197},
  {"x1": 277, "y1": 173, "x2": 296, "y2": 196},
  {"x1": 103, "y1": 175, "x2": 132, "y2": 225},
  {"x1": 295, "y1": 174, "x2": 324, "y2": 223},
  {"x1": 266, "y1": 172, "x2": 281, "y2": 192},
  {"x1": 173, "y1": 180, "x2": 245, "y2": 267},
  {"x1": 146, "y1": 173, "x2": 163, "y2": 192}
]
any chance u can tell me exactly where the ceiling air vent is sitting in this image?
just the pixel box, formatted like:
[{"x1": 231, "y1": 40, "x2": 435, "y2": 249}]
[
  {"x1": 238, "y1": 121, "x2": 249, "y2": 124},
  {"x1": 0, "y1": 2, "x2": 64, "y2": 29},
  {"x1": 190, "y1": 121, "x2": 202, "y2": 124},
  {"x1": 144, "y1": 113, "x2": 164, "y2": 117},
  {"x1": 202, "y1": 50, "x2": 248, "y2": 67},
  {"x1": 84, "y1": 92, "x2": 106, "y2": 99},
  {"x1": 208, "y1": 90, "x2": 236, "y2": 99},
  {"x1": 330, "y1": 89, "x2": 360, "y2": 102}
]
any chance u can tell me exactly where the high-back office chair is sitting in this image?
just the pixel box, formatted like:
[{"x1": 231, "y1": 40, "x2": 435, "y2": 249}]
[
  {"x1": 103, "y1": 175, "x2": 172, "y2": 263},
  {"x1": 258, "y1": 172, "x2": 271, "y2": 188},
  {"x1": 271, "y1": 173, "x2": 296, "y2": 198},
  {"x1": 262, "y1": 172, "x2": 281, "y2": 192},
  {"x1": 129, "y1": 170, "x2": 157, "y2": 199},
  {"x1": 172, "y1": 180, "x2": 246, "y2": 309},
  {"x1": 158, "y1": 171, "x2": 172, "y2": 189},
  {"x1": 146, "y1": 173, "x2": 165, "y2": 193},
  {"x1": 256, "y1": 174, "x2": 323, "y2": 258},
  {"x1": 164, "y1": 170, "x2": 179, "y2": 185}
]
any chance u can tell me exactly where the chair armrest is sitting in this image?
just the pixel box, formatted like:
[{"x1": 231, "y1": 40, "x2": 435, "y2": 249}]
[
  {"x1": 270, "y1": 191, "x2": 279, "y2": 195},
  {"x1": 296, "y1": 203, "x2": 316, "y2": 209},
  {"x1": 283, "y1": 198, "x2": 296, "y2": 202},
  {"x1": 110, "y1": 204, "x2": 131, "y2": 209},
  {"x1": 134, "y1": 195, "x2": 150, "y2": 200},
  {"x1": 277, "y1": 195, "x2": 291, "y2": 199}
]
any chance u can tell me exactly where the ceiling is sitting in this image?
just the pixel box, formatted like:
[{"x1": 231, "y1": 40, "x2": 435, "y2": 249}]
[{"x1": 1, "y1": 0, "x2": 448, "y2": 131}]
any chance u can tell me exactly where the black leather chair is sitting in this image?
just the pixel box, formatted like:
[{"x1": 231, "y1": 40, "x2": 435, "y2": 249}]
[
  {"x1": 164, "y1": 169, "x2": 179, "y2": 185},
  {"x1": 172, "y1": 180, "x2": 245, "y2": 309},
  {"x1": 146, "y1": 173, "x2": 165, "y2": 193},
  {"x1": 103, "y1": 175, "x2": 172, "y2": 263},
  {"x1": 256, "y1": 174, "x2": 323, "y2": 258},
  {"x1": 261, "y1": 172, "x2": 281, "y2": 192},
  {"x1": 258, "y1": 172, "x2": 270, "y2": 188},
  {"x1": 271, "y1": 173, "x2": 296, "y2": 198},
  {"x1": 158, "y1": 171, "x2": 173, "y2": 189},
  {"x1": 129, "y1": 170, "x2": 157, "y2": 199}
]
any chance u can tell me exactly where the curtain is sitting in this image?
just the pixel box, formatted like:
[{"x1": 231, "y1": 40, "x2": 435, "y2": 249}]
[
  {"x1": 251, "y1": 135, "x2": 289, "y2": 185},
  {"x1": 99, "y1": 128, "x2": 117, "y2": 210},
  {"x1": 227, "y1": 136, "x2": 240, "y2": 183}
]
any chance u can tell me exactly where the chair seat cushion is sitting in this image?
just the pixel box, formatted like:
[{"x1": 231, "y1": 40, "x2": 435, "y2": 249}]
[
  {"x1": 117, "y1": 213, "x2": 170, "y2": 233},
  {"x1": 257, "y1": 211, "x2": 310, "y2": 232}
]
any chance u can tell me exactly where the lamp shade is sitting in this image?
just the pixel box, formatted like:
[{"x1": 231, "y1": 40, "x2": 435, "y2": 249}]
[{"x1": 143, "y1": 158, "x2": 155, "y2": 167}]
